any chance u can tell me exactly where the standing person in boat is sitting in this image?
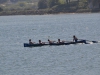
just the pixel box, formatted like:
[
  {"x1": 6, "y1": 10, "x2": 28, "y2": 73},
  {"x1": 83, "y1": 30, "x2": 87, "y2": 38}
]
[
  {"x1": 73, "y1": 35, "x2": 87, "y2": 44},
  {"x1": 29, "y1": 39, "x2": 34, "y2": 44},
  {"x1": 73, "y1": 35, "x2": 78, "y2": 42}
]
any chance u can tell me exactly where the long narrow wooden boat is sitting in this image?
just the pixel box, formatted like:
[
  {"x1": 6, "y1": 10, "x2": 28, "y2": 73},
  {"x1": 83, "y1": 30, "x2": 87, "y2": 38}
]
[
  {"x1": 24, "y1": 43, "x2": 49, "y2": 47},
  {"x1": 24, "y1": 40, "x2": 87, "y2": 47}
]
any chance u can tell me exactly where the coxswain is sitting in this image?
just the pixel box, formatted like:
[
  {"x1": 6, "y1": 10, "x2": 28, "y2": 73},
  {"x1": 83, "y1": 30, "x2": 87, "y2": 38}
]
[{"x1": 73, "y1": 35, "x2": 78, "y2": 42}]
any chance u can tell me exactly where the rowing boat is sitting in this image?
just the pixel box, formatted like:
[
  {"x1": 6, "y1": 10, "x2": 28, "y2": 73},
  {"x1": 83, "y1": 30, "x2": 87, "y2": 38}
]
[
  {"x1": 24, "y1": 40, "x2": 87, "y2": 47},
  {"x1": 24, "y1": 43, "x2": 49, "y2": 47}
]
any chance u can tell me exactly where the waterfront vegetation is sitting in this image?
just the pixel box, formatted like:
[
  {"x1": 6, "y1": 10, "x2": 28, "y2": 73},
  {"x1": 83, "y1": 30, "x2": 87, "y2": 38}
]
[{"x1": 0, "y1": 0, "x2": 100, "y2": 15}]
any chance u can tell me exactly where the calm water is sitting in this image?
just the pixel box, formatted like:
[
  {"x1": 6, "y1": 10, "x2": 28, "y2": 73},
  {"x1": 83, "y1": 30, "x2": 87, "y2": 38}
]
[{"x1": 0, "y1": 13, "x2": 100, "y2": 75}]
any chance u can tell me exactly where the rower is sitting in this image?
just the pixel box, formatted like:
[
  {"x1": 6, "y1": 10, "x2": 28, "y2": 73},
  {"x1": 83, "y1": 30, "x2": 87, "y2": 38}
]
[
  {"x1": 29, "y1": 39, "x2": 34, "y2": 44},
  {"x1": 57, "y1": 39, "x2": 64, "y2": 43},
  {"x1": 48, "y1": 39, "x2": 51, "y2": 44},
  {"x1": 73, "y1": 35, "x2": 78, "y2": 42},
  {"x1": 39, "y1": 40, "x2": 42, "y2": 44},
  {"x1": 48, "y1": 39, "x2": 55, "y2": 44},
  {"x1": 39, "y1": 40, "x2": 45, "y2": 44}
]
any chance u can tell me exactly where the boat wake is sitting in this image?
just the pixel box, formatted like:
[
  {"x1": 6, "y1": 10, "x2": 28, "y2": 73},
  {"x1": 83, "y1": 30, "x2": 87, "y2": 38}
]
[{"x1": 88, "y1": 42, "x2": 93, "y2": 44}]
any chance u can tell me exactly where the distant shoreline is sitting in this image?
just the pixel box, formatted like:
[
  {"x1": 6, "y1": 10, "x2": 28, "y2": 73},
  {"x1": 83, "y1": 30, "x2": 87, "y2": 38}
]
[{"x1": 0, "y1": 9, "x2": 100, "y2": 16}]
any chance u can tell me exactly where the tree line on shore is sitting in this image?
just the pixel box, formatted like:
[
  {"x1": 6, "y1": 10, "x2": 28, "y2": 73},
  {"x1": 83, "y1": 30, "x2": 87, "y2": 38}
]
[{"x1": 0, "y1": 0, "x2": 100, "y2": 15}]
